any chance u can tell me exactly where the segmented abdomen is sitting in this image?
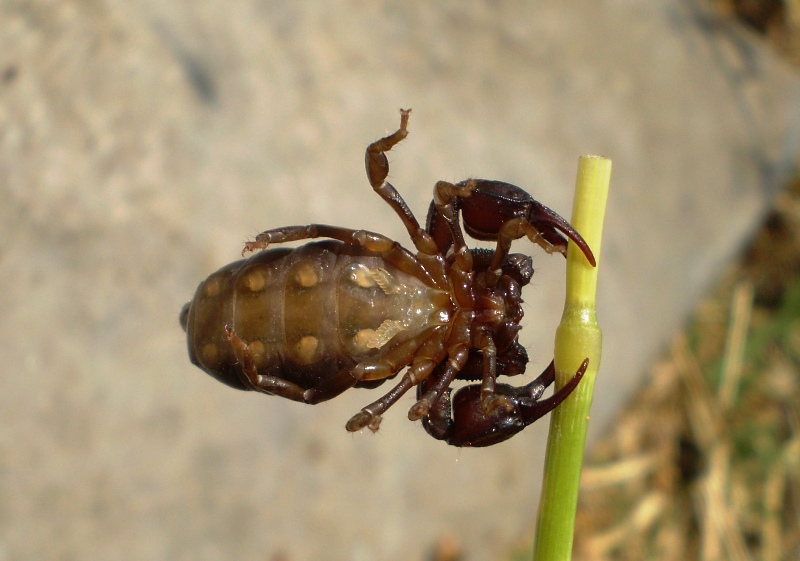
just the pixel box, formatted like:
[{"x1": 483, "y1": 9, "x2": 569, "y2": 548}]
[{"x1": 181, "y1": 241, "x2": 443, "y2": 391}]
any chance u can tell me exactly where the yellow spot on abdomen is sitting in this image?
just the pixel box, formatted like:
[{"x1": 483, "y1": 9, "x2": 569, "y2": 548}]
[
  {"x1": 248, "y1": 340, "x2": 266, "y2": 366},
  {"x1": 245, "y1": 271, "x2": 265, "y2": 292},
  {"x1": 295, "y1": 335, "x2": 319, "y2": 364},
  {"x1": 204, "y1": 278, "x2": 221, "y2": 298},
  {"x1": 294, "y1": 264, "x2": 320, "y2": 288},
  {"x1": 202, "y1": 343, "x2": 219, "y2": 365}
]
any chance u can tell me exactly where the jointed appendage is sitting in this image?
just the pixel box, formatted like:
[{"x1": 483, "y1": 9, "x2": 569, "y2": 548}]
[
  {"x1": 421, "y1": 359, "x2": 589, "y2": 447},
  {"x1": 365, "y1": 108, "x2": 439, "y2": 257},
  {"x1": 427, "y1": 178, "x2": 596, "y2": 272},
  {"x1": 242, "y1": 224, "x2": 442, "y2": 289}
]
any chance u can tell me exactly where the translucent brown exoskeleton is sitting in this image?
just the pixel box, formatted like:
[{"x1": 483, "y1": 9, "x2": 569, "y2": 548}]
[{"x1": 180, "y1": 109, "x2": 596, "y2": 446}]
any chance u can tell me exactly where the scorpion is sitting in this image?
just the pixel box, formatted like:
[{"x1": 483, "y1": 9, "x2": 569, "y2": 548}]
[{"x1": 180, "y1": 109, "x2": 595, "y2": 447}]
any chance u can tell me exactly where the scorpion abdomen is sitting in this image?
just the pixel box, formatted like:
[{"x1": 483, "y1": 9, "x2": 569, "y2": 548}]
[{"x1": 181, "y1": 241, "x2": 447, "y2": 393}]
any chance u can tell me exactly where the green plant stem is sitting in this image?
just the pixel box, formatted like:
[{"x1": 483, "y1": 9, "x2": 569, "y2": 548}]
[{"x1": 533, "y1": 155, "x2": 611, "y2": 561}]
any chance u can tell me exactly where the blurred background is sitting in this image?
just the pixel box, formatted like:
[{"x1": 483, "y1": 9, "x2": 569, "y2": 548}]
[{"x1": 1, "y1": 1, "x2": 798, "y2": 560}]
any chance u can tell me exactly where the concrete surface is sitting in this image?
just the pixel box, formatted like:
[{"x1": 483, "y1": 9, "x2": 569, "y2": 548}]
[{"x1": 1, "y1": 1, "x2": 798, "y2": 560}]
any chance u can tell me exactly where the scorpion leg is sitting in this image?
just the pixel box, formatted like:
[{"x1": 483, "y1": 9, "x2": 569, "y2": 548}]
[
  {"x1": 430, "y1": 180, "x2": 476, "y2": 272},
  {"x1": 473, "y1": 330, "x2": 519, "y2": 415},
  {"x1": 484, "y1": 217, "x2": 552, "y2": 286},
  {"x1": 414, "y1": 326, "x2": 516, "y2": 419},
  {"x1": 365, "y1": 108, "x2": 439, "y2": 257},
  {"x1": 344, "y1": 327, "x2": 450, "y2": 432},
  {"x1": 304, "y1": 325, "x2": 445, "y2": 404},
  {"x1": 414, "y1": 325, "x2": 514, "y2": 418},
  {"x1": 224, "y1": 325, "x2": 307, "y2": 401},
  {"x1": 407, "y1": 343, "x2": 469, "y2": 421},
  {"x1": 423, "y1": 358, "x2": 588, "y2": 447},
  {"x1": 243, "y1": 224, "x2": 443, "y2": 289},
  {"x1": 412, "y1": 333, "x2": 529, "y2": 422}
]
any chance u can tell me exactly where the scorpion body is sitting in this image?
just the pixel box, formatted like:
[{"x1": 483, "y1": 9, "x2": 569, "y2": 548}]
[{"x1": 181, "y1": 109, "x2": 595, "y2": 446}]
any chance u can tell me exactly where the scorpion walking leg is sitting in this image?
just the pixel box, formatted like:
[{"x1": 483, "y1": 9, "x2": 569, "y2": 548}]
[
  {"x1": 345, "y1": 358, "x2": 441, "y2": 432},
  {"x1": 407, "y1": 343, "x2": 469, "y2": 420},
  {"x1": 432, "y1": 180, "x2": 476, "y2": 272},
  {"x1": 365, "y1": 108, "x2": 439, "y2": 257},
  {"x1": 344, "y1": 327, "x2": 449, "y2": 432},
  {"x1": 244, "y1": 224, "x2": 444, "y2": 289},
  {"x1": 303, "y1": 326, "x2": 446, "y2": 405},
  {"x1": 225, "y1": 325, "x2": 307, "y2": 401},
  {"x1": 484, "y1": 217, "x2": 547, "y2": 286},
  {"x1": 474, "y1": 330, "x2": 517, "y2": 414}
]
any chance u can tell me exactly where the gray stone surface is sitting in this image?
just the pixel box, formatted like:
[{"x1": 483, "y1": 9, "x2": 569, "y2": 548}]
[{"x1": 1, "y1": 1, "x2": 798, "y2": 560}]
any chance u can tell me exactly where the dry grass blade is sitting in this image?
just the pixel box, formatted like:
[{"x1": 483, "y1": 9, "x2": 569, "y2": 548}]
[
  {"x1": 718, "y1": 281, "x2": 754, "y2": 409},
  {"x1": 580, "y1": 453, "x2": 661, "y2": 489},
  {"x1": 582, "y1": 492, "x2": 668, "y2": 558},
  {"x1": 676, "y1": 331, "x2": 751, "y2": 561}
]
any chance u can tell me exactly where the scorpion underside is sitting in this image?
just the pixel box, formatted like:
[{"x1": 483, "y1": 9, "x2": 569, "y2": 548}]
[{"x1": 181, "y1": 109, "x2": 594, "y2": 446}]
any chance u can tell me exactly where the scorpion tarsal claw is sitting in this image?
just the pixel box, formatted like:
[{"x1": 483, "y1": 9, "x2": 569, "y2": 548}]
[
  {"x1": 481, "y1": 393, "x2": 515, "y2": 415},
  {"x1": 407, "y1": 399, "x2": 432, "y2": 421},
  {"x1": 346, "y1": 410, "x2": 380, "y2": 432}
]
